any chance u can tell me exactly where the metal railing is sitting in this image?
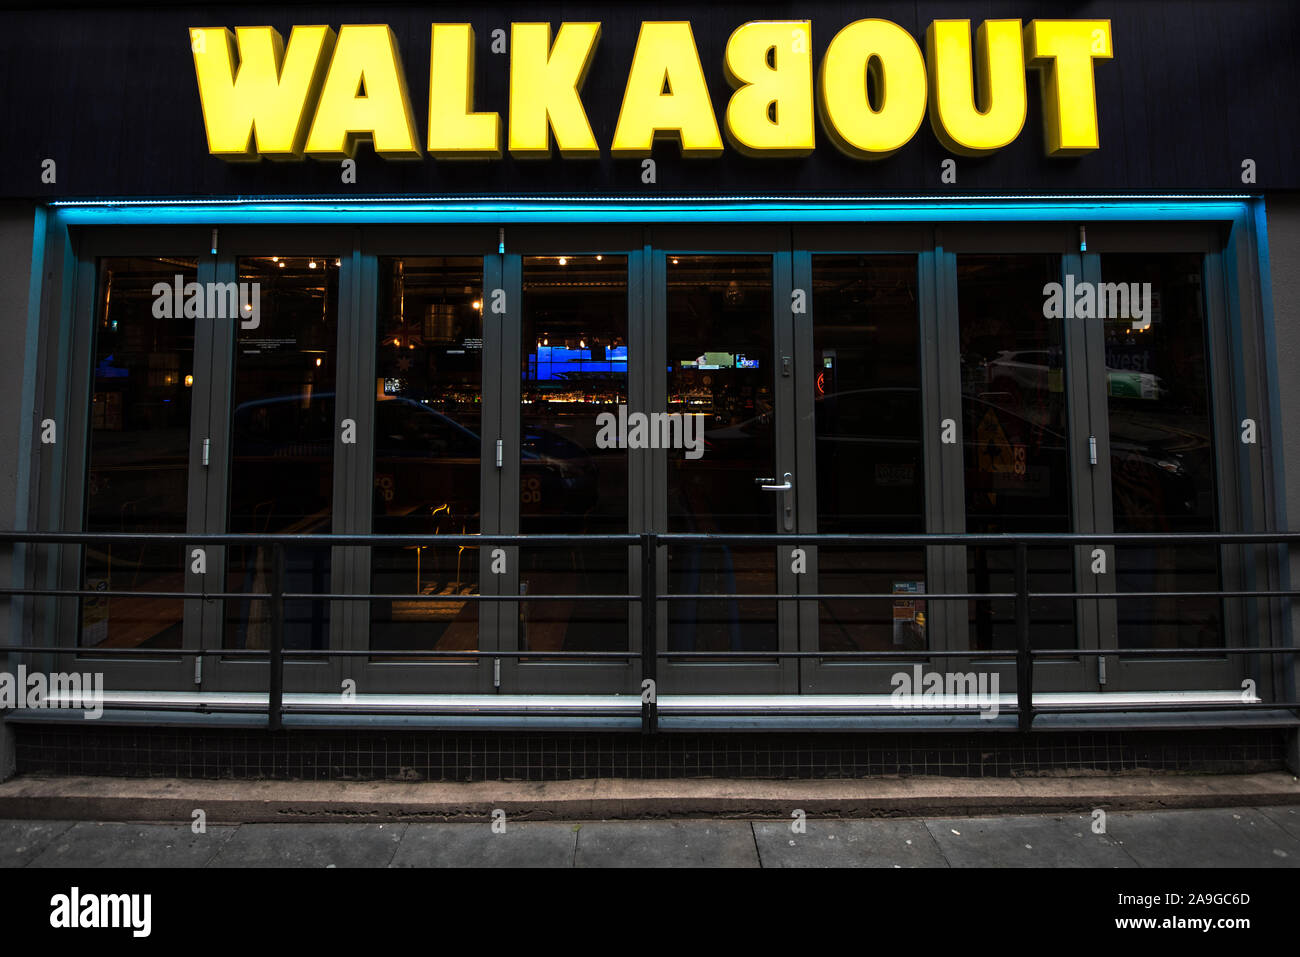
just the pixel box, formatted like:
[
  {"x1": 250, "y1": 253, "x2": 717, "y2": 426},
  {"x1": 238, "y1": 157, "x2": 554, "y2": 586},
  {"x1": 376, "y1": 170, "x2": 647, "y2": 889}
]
[{"x1": 1, "y1": 529, "x2": 1298, "y2": 733}]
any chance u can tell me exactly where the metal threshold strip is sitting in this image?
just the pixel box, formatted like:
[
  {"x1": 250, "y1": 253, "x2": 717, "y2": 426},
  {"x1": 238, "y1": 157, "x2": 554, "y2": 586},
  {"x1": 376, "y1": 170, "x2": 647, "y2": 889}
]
[{"x1": 4, "y1": 690, "x2": 1295, "y2": 732}]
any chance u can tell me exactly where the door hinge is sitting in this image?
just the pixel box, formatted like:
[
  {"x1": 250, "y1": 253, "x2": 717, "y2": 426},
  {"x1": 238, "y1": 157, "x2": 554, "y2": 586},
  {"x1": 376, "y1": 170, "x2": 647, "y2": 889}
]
[
  {"x1": 1088, "y1": 435, "x2": 1097, "y2": 466},
  {"x1": 194, "y1": 655, "x2": 202, "y2": 685},
  {"x1": 202, "y1": 438, "x2": 210, "y2": 467},
  {"x1": 493, "y1": 657, "x2": 501, "y2": 689},
  {"x1": 495, "y1": 439, "x2": 503, "y2": 468},
  {"x1": 1097, "y1": 654, "x2": 1107, "y2": 685}
]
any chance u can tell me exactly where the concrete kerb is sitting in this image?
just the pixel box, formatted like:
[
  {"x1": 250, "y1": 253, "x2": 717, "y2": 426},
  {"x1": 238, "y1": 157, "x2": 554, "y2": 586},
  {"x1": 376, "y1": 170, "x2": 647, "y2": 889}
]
[{"x1": 0, "y1": 772, "x2": 1297, "y2": 824}]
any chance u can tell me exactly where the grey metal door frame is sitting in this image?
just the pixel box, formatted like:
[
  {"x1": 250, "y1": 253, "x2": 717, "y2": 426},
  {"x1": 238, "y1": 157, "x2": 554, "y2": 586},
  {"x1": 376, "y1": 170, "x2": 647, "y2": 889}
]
[
  {"x1": 52, "y1": 226, "x2": 215, "y2": 692},
  {"x1": 645, "y1": 224, "x2": 798, "y2": 695},
  {"x1": 939, "y1": 224, "x2": 1099, "y2": 694},
  {"x1": 346, "y1": 227, "x2": 500, "y2": 695},
  {"x1": 790, "y1": 226, "x2": 957, "y2": 694},
  {"x1": 1083, "y1": 224, "x2": 1257, "y2": 692},
  {"x1": 496, "y1": 225, "x2": 645, "y2": 694},
  {"x1": 197, "y1": 226, "x2": 355, "y2": 693}
]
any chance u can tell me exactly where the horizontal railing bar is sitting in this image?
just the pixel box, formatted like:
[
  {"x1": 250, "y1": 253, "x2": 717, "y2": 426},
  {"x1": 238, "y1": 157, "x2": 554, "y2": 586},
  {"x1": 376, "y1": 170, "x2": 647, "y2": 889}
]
[
  {"x1": 1034, "y1": 590, "x2": 1300, "y2": 600},
  {"x1": 5, "y1": 585, "x2": 1298, "y2": 603},
  {"x1": 1, "y1": 645, "x2": 1295, "y2": 660},
  {"x1": 16, "y1": 700, "x2": 1297, "y2": 716},
  {"x1": 0, "y1": 588, "x2": 266, "y2": 600},
  {"x1": 281, "y1": 592, "x2": 638, "y2": 602},
  {"x1": 4, "y1": 530, "x2": 1300, "y2": 546}
]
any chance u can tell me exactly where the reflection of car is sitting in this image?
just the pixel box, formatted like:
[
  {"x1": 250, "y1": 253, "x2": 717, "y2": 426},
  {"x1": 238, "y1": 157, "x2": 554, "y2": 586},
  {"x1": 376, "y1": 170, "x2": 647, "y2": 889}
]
[
  {"x1": 977, "y1": 349, "x2": 1163, "y2": 404},
  {"x1": 373, "y1": 398, "x2": 599, "y2": 530},
  {"x1": 230, "y1": 393, "x2": 599, "y2": 534}
]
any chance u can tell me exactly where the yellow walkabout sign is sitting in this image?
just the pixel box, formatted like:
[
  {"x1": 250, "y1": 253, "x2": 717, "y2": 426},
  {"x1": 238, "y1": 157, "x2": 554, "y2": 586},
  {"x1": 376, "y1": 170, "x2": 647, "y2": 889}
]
[{"x1": 189, "y1": 18, "x2": 1112, "y2": 162}]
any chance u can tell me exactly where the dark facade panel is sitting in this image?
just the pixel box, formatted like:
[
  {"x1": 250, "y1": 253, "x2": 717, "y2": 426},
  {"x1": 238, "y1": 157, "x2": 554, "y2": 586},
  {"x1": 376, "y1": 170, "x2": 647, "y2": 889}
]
[{"x1": 0, "y1": 1, "x2": 1297, "y2": 198}]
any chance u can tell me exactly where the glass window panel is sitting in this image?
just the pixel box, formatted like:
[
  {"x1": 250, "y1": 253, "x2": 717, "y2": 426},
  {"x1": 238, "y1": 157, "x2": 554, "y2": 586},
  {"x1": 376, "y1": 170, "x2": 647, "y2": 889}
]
[
  {"x1": 520, "y1": 255, "x2": 628, "y2": 655},
  {"x1": 224, "y1": 256, "x2": 338, "y2": 651},
  {"x1": 1102, "y1": 253, "x2": 1222, "y2": 650},
  {"x1": 958, "y1": 254, "x2": 1075, "y2": 651},
  {"x1": 82, "y1": 256, "x2": 197, "y2": 649},
  {"x1": 666, "y1": 255, "x2": 776, "y2": 653},
  {"x1": 371, "y1": 257, "x2": 484, "y2": 658},
  {"x1": 812, "y1": 254, "x2": 925, "y2": 653}
]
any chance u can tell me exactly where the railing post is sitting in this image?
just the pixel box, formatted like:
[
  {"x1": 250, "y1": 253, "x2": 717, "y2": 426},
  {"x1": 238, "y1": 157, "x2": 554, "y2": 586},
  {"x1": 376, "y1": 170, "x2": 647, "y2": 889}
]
[
  {"x1": 268, "y1": 542, "x2": 285, "y2": 732},
  {"x1": 1015, "y1": 542, "x2": 1033, "y2": 732},
  {"x1": 641, "y1": 532, "x2": 658, "y2": 734}
]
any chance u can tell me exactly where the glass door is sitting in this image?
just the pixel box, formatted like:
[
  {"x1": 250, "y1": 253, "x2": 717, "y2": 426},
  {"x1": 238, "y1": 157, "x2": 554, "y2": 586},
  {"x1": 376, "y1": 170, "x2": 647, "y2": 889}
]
[
  {"x1": 794, "y1": 251, "x2": 933, "y2": 693},
  {"x1": 200, "y1": 240, "x2": 350, "y2": 693},
  {"x1": 650, "y1": 234, "x2": 799, "y2": 695},
  {"x1": 1086, "y1": 245, "x2": 1248, "y2": 691},
  {"x1": 63, "y1": 241, "x2": 217, "y2": 692},
  {"x1": 495, "y1": 229, "x2": 642, "y2": 694}
]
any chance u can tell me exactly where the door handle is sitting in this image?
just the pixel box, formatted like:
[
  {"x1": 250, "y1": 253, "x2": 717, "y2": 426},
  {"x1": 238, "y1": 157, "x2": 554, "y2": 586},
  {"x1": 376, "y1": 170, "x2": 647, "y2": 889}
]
[{"x1": 759, "y1": 472, "x2": 793, "y2": 491}]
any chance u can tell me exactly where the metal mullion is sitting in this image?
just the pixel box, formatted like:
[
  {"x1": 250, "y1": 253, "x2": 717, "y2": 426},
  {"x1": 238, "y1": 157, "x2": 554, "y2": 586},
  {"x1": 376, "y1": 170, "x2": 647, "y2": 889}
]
[
  {"x1": 1064, "y1": 250, "x2": 1102, "y2": 690},
  {"x1": 772, "y1": 245, "x2": 798, "y2": 694},
  {"x1": 1205, "y1": 246, "x2": 1252, "y2": 690},
  {"x1": 328, "y1": 231, "x2": 366, "y2": 696},
  {"x1": 791, "y1": 248, "x2": 818, "y2": 692},
  {"x1": 649, "y1": 245, "x2": 669, "y2": 688},
  {"x1": 183, "y1": 250, "x2": 218, "y2": 686},
  {"x1": 495, "y1": 253, "x2": 522, "y2": 692},
  {"x1": 479, "y1": 254, "x2": 505, "y2": 691},
  {"x1": 200, "y1": 250, "x2": 237, "y2": 688},
  {"x1": 927, "y1": 238, "x2": 966, "y2": 674},
  {"x1": 627, "y1": 244, "x2": 648, "y2": 688},
  {"x1": 53, "y1": 239, "x2": 93, "y2": 682}
]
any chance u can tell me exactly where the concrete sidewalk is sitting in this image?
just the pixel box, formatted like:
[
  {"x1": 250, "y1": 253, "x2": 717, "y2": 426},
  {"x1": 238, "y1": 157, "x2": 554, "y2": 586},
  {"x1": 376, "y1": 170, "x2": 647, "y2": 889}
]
[
  {"x1": 2, "y1": 806, "x2": 1298, "y2": 867},
  {"x1": 1, "y1": 771, "x2": 1297, "y2": 823}
]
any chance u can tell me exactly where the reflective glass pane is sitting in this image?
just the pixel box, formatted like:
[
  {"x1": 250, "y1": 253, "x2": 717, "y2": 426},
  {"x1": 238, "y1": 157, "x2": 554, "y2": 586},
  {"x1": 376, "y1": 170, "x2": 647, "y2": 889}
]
[
  {"x1": 82, "y1": 257, "x2": 197, "y2": 649},
  {"x1": 666, "y1": 255, "x2": 776, "y2": 653},
  {"x1": 371, "y1": 257, "x2": 483, "y2": 657},
  {"x1": 520, "y1": 255, "x2": 628, "y2": 654},
  {"x1": 224, "y1": 256, "x2": 338, "y2": 650},
  {"x1": 812, "y1": 255, "x2": 925, "y2": 652},
  {"x1": 958, "y1": 255, "x2": 1074, "y2": 651},
  {"x1": 1102, "y1": 253, "x2": 1222, "y2": 650}
]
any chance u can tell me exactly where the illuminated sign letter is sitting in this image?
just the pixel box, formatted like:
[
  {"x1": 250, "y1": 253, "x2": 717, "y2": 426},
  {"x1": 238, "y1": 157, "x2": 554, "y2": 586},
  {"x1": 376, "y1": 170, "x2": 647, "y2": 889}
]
[
  {"x1": 428, "y1": 24, "x2": 500, "y2": 158},
  {"x1": 508, "y1": 22, "x2": 601, "y2": 159},
  {"x1": 926, "y1": 20, "x2": 1026, "y2": 155},
  {"x1": 304, "y1": 24, "x2": 421, "y2": 159},
  {"x1": 1023, "y1": 19, "x2": 1112, "y2": 155},
  {"x1": 191, "y1": 25, "x2": 334, "y2": 161},
  {"x1": 723, "y1": 20, "x2": 815, "y2": 156},
  {"x1": 818, "y1": 19, "x2": 927, "y2": 159},
  {"x1": 611, "y1": 21, "x2": 723, "y2": 158}
]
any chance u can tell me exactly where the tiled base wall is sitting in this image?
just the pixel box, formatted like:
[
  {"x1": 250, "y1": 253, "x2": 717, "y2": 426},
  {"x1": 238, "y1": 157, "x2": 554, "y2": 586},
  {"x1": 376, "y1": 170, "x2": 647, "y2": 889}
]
[{"x1": 12, "y1": 726, "x2": 1287, "y2": 780}]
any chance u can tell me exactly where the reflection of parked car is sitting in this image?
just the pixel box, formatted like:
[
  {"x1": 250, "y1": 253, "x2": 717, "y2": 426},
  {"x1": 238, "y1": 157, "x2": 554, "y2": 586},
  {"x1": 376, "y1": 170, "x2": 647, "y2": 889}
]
[
  {"x1": 978, "y1": 349, "x2": 1163, "y2": 404},
  {"x1": 230, "y1": 393, "x2": 599, "y2": 534},
  {"x1": 373, "y1": 397, "x2": 599, "y2": 530}
]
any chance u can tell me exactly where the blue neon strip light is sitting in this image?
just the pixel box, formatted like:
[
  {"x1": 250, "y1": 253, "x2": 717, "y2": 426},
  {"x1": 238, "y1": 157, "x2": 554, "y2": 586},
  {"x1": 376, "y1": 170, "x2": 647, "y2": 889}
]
[{"x1": 47, "y1": 196, "x2": 1252, "y2": 226}]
